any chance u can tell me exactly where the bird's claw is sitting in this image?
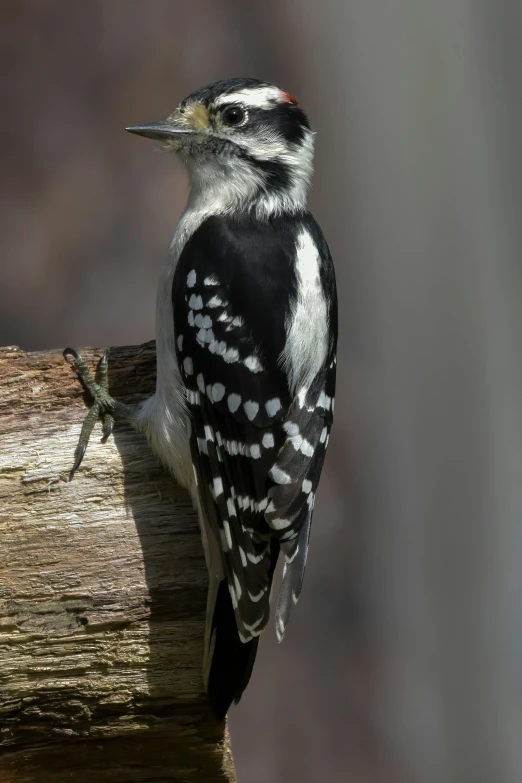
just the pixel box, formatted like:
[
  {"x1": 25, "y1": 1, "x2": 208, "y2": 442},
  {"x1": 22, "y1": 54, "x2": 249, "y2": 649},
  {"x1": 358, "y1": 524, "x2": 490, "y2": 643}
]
[
  {"x1": 98, "y1": 349, "x2": 115, "y2": 439},
  {"x1": 64, "y1": 347, "x2": 115, "y2": 478}
]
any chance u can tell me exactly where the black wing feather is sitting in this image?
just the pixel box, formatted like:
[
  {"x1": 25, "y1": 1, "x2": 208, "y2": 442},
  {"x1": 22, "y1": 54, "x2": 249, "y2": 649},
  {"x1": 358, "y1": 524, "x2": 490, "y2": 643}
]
[{"x1": 172, "y1": 213, "x2": 336, "y2": 717}]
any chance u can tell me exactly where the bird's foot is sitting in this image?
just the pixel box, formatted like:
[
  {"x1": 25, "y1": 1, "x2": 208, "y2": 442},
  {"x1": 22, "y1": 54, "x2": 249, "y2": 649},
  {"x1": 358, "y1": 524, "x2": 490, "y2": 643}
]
[{"x1": 64, "y1": 348, "x2": 117, "y2": 477}]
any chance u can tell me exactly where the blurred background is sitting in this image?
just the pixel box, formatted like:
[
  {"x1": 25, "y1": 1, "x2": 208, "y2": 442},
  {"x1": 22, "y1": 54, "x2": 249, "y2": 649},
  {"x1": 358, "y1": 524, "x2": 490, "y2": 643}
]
[{"x1": 2, "y1": 2, "x2": 522, "y2": 781}]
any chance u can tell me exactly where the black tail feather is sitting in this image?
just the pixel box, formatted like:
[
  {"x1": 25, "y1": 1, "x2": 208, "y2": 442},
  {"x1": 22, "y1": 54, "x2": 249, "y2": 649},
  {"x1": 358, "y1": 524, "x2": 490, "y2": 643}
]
[
  {"x1": 207, "y1": 539, "x2": 280, "y2": 721},
  {"x1": 207, "y1": 579, "x2": 259, "y2": 721}
]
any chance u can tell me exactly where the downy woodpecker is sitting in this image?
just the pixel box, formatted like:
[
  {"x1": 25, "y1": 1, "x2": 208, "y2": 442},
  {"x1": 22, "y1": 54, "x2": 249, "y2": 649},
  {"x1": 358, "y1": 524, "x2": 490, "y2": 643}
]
[{"x1": 65, "y1": 78, "x2": 337, "y2": 720}]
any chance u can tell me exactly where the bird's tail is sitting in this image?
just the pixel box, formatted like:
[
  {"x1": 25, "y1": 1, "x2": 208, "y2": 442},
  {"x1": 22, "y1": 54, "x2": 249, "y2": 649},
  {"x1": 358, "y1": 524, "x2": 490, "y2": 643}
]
[
  {"x1": 204, "y1": 539, "x2": 279, "y2": 721},
  {"x1": 204, "y1": 577, "x2": 259, "y2": 721}
]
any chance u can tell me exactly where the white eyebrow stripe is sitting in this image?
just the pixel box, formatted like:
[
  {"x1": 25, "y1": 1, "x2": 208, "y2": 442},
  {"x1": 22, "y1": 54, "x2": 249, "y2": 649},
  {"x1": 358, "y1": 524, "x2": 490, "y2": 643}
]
[{"x1": 214, "y1": 86, "x2": 283, "y2": 109}]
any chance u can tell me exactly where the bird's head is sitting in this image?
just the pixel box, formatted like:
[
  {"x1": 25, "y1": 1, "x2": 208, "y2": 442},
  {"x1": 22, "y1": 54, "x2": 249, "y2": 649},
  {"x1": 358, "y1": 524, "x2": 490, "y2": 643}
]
[{"x1": 126, "y1": 78, "x2": 315, "y2": 217}]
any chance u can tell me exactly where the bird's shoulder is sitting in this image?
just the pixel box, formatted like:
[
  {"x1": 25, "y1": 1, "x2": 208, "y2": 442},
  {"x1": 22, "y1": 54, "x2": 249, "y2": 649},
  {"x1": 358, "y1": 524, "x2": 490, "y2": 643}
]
[{"x1": 174, "y1": 211, "x2": 304, "y2": 300}]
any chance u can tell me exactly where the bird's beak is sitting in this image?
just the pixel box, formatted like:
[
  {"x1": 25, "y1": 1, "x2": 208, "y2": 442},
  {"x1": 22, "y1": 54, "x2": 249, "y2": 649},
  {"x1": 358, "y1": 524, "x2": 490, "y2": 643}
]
[{"x1": 125, "y1": 119, "x2": 194, "y2": 141}]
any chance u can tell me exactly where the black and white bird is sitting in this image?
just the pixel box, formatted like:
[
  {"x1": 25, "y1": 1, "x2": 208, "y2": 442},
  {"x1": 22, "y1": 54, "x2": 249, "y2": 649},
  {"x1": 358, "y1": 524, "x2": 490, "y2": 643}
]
[{"x1": 65, "y1": 78, "x2": 337, "y2": 720}]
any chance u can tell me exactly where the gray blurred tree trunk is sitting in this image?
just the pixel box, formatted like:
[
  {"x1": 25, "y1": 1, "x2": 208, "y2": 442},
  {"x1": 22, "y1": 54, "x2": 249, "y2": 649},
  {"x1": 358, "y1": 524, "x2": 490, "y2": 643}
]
[{"x1": 291, "y1": 2, "x2": 522, "y2": 782}]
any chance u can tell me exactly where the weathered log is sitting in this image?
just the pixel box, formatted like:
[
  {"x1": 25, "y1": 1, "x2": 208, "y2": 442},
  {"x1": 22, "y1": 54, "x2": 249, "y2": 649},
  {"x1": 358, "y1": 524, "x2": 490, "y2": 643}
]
[{"x1": 0, "y1": 343, "x2": 236, "y2": 782}]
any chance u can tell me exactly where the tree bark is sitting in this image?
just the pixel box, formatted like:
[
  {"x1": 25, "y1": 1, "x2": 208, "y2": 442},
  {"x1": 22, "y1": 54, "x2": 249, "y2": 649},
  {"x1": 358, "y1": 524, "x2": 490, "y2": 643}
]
[{"x1": 0, "y1": 343, "x2": 236, "y2": 782}]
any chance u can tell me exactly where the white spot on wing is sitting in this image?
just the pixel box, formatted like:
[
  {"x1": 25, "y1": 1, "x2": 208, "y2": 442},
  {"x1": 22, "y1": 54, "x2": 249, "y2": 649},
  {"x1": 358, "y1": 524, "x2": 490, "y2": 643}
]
[
  {"x1": 186, "y1": 390, "x2": 200, "y2": 405},
  {"x1": 220, "y1": 529, "x2": 230, "y2": 552},
  {"x1": 244, "y1": 355, "x2": 263, "y2": 373},
  {"x1": 197, "y1": 437, "x2": 208, "y2": 455},
  {"x1": 195, "y1": 313, "x2": 213, "y2": 329},
  {"x1": 302, "y1": 479, "x2": 312, "y2": 493},
  {"x1": 228, "y1": 393, "x2": 241, "y2": 413},
  {"x1": 204, "y1": 275, "x2": 219, "y2": 286},
  {"x1": 249, "y1": 444, "x2": 261, "y2": 459},
  {"x1": 213, "y1": 477, "x2": 224, "y2": 497},
  {"x1": 265, "y1": 398, "x2": 282, "y2": 417},
  {"x1": 225, "y1": 438, "x2": 239, "y2": 455},
  {"x1": 300, "y1": 439, "x2": 314, "y2": 457},
  {"x1": 177, "y1": 334, "x2": 183, "y2": 352},
  {"x1": 269, "y1": 465, "x2": 292, "y2": 484},
  {"x1": 289, "y1": 433, "x2": 303, "y2": 451},
  {"x1": 188, "y1": 294, "x2": 203, "y2": 310},
  {"x1": 209, "y1": 339, "x2": 226, "y2": 355},
  {"x1": 247, "y1": 549, "x2": 265, "y2": 564},
  {"x1": 207, "y1": 295, "x2": 224, "y2": 308},
  {"x1": 183, "y1": 356, "x2": 193, "y2": 375},
  {"x1": 187, "y1": 269, "x2": 196, "y2": 288},
  {"x1": 223, "y1": 347, "x2": 239, "y2": 363},
  {"x1": 244, "y1": 400, "x2": 259, "y2": 421},
  {"x1": 218, "y1": 311, "x2": 232, "y2": 323},
  {"x1": 271, "y1": 517, "x2": 292, "y2": 529},
  {"x1": 212, "y1": 383, "x2": 225, "y2": 402},
  {"x1": 223, "y1": 519, "x2": 233, "y2": 549},
  {"x1": 262, "y1": 433, "x2": 274, "y2": 449}
]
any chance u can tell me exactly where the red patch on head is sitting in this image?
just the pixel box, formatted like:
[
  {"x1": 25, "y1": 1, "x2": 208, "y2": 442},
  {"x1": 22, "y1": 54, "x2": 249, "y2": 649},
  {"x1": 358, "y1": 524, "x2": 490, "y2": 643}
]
[{"x1": 281, "y1": 91, "x2": 298, "y2": 105}]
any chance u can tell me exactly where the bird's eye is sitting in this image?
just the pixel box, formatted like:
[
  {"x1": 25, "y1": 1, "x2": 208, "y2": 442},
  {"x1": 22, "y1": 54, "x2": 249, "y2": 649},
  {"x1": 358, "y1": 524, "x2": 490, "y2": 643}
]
[{"x1": 222, "y1": 106, "x2": 246, "y2": 127}]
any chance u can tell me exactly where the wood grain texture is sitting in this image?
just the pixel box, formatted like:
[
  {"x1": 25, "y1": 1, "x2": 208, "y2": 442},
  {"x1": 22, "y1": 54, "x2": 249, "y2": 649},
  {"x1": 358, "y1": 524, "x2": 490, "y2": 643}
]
[{"x1": 0, "y1": 343, "x2": 236, "y2": 782}]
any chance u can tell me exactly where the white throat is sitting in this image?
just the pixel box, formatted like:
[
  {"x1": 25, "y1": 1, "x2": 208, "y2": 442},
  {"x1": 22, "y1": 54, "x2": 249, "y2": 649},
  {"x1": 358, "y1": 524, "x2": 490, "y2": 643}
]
[{"x1": 183, "y1": 128, "x2": 315, "y2": 220}]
